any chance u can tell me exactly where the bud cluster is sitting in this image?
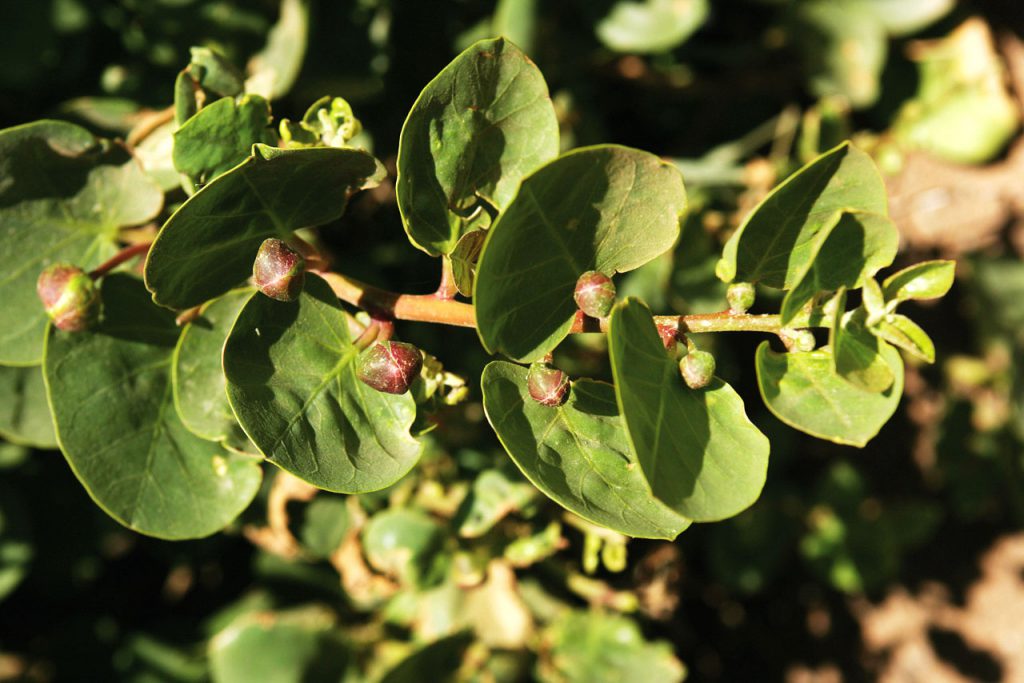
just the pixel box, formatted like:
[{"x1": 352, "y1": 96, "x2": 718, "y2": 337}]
[{"x1": 527, "y1": 362, "x2": 569, "y2": 407}]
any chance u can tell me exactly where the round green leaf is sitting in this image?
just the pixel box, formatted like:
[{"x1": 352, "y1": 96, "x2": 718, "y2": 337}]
[
  {"x1": 396, "y1": 37, "x2": 559, "y2": 256},
  {"x1": 210, "y1": 607, "x2": 349, "y2": 683},
  {"x1": 0, "y1": 365, "x2": 57, "y2": 449},
  {"x1": 596, "y1": 0, "x2": 709, "y2": 54},
  {"x1": 832, "y1": 307, "x2": 895, "y2": 392},
  {"x1": 172, "y1": 95, "x2": 276, "y2": 185},
  {"x1": 475, "y1": 145, "x2": 686, "y2": 362},
  {"x1": 172, "y1": 288, "x2": 255, "y2": 450},
  {"x1": 482, "y1": 361, "x2": 690, "y2": 540},
  {"x1": 882, "y1": 259, "x2": 955, "y2": 303},
  {"x1": 755, "y1": 341, "x2": 903, "y2": 447},
  {"x1": 145, "y1": 144, "x2": 383, "y2": 310},
  {"x1": 43, "y1": 275, "x2": 263, "y2": 539},
  {"x1": 223, "y1": 274, "x2": 422, "y2": 493},
  {"x1": 607, "y1": 299, "x2": 769, "y2": 521},
  {"x1": 717, "y1": 142, "x2": 886, "y2": 290},
  {"x1": 0, "y1": 120, "x2": 163, "y2": 365}
]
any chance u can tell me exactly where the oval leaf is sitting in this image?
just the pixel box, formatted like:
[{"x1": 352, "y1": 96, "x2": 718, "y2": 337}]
[
  {"x1": 882, "y1": 259, "x2": 955, "y2": 303},
  {"x1": 755, "y1": 341, "x2": 903, "y2": 447},
  {"x1": 475, "y1": 145, "x2": 686, "y2": 362},
  {"x1": 481, "y1": 361, "x2": 690, "y2": 540},
  {"x1": 607, "y1": 299, "x2": 769, "y2": 521},
  {"x1": 145, "y1": 144, "x2": 382, "y2": 310},
  {"x1": 596, "y1": 0, "x2": 709, "y2": 54},
  {"x1": 831, "y1": 308, "x2": 895, "y2": 392},
  {"x1": 172, "y1": 95, "x2": 276, "y2": 185},
  {"x1": 0, "y1": 120, "x2": 163, "y2": 365},
  {"x1": 396, "y1": 37, "x2": 559, "y2": 256},
  {"x1": 172, "y1": 288, "x2": 255, "y2": 450},
  {"x1": 717, "y1": 142, "x2": 887, "y2": 289},
  {"x1": 43, "y1": 275, "x2": 263, "y2": 539},
  {"x1": 872, "y1": 313, "x2": 935, "y2": 363},
  {"x1": 0, "y1": 365, "x2": 57, "y2": 449},
  {"x1": 224, "y1": 274, "x2": 422, "y2": 493}
]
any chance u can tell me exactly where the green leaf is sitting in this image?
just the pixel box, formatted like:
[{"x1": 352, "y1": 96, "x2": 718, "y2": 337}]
[
  {"x1": 717, "y1": 142, "x2": 886, "y2": 290},
  {"x1": 475, "y1": 145, "x2": 686, "y2": 362},
  {"x1": 450, "y1": 229, "x2": 487, "y2": 297},
  {"x1": 852, "y1": 0, "x2": 954, "y2": 36},
  {"x1": 173, "y1": 95, "x2": 276, "y2": 186},
  {"x1": 43, "y1": 275, "x2": 262, "y2": 539},
  {"x1": 379, "y1": 634, "x2": 473, "y2": 683},
  {"x1": 493, "y1": 0, "x2": 539, "y2": 55},
  {"x1": 173, "y1": 288, "x2": 255, "y2": 450},
  {"x1": 797, "y1": 1, "x2": 887, "y2": 108},
  {"x1": 882, "y1": 259, "x2": 955, "y2": 303},
  {"x1": 396, "y1": 37, "x2": 559, "y2": 256},
  {"x1": 209, "y1": 607, "x2": 349, "y2": 683},
  {"x1": 539, "y1": 611, "x2": 685, "y2": 683},
  {"x1": 831, "y1": 308, "x2": 895, "y2": 392},
  {"x1": 245, "y1": 0, "x2": 311, "y2": 100},
  {"x1": 596, "y1": 0, "x2": 709, "y2": 54},
  {"x1": 0, "y1": 365, "x2": 57, "y2": 449},
  {"x1": 780, "y1": 210, "x2": 898, "y2": 324},
  {"x1": 755, "y1": 341, "x2": 903, "y2": 447},
  {"x1": 0, "y1": 120, "x2": 163, "y2": 365},
  {"x1": 297, "y1": 496, "x2": 349, "y2": 559},
  {"x1": 872, "y1": 313, "x2": 935, "y2": 363},
  {"x1": 607, "y1": 299, "x2": 769, "y2": 521},
  {"x1": 362, "y1": 508, "x2": 445, "y2": 588},
  {"x1": 481, "y1": 362, "x2": 689, "y2": 539},
  {"x1": 223, "y1": 274, "x2": 422, "y2": 493},
  {"x1": 455, "y1": 468, "x2": 538, "y2": 538},
  {"x1": 145, "y1": 144, "x2": 382, "y2": 310}
]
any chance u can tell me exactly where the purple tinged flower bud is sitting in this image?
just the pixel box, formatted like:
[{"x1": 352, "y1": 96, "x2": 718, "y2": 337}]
[
  {"x1": 527, "y1": 362, "x2": 569, "y2": 407},
  {"x1": 253, "y1": 238, "x2": 305, "y2": 301},
  {"x1": 36, "y1": 264, "x2": 100, "y2": 332},
  {"x1": 573, "y1": 271, "x2": 616, "y2": 319},
  {"x1": 727, "y1": 282, "x2": 756, "y2": 313},
  {"x1": 679, "y1": 350, "x2": 715, "y2": 389},
  {"x1": 357, "y1": 341, "x2": 423, "y2": 394}
]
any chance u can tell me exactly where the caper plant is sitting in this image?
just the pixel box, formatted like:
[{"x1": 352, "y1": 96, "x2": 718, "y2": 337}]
[{"x1": 0, "y1": 38, "x2": 953, "y2": 541}]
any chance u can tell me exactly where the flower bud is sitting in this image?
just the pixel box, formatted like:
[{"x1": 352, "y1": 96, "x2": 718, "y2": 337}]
[
  {"x1": 780, "y1": 328, "x2": 816, "y2": 352},
  {"x1": 36, "y1": 264, "x2": 100, "y2": 332},
  {"x1": 527, "y1": 362, "x2": 569, "y2": 407},
  {"x1": 357, "y1": 341, "x2": 423, "y2": 394},
  {"x1": 656, "y1": 321, "x2": 679, "y2": 350},
  {"x1": 727, "y1": 282, "x2": 756, "y2": 313},
  {"x1": 253, "y1": 238, "x2": 305, "y2": 301},
  {"x1": 573, "y1": 271, "x2": 616, "y2": 319},
  {"x1": 679, "y1": 350, "x2": 715, "y2": 389}
]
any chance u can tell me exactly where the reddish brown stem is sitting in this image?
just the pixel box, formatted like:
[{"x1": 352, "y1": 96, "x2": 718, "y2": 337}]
[{"x1": 88, "y1": 242, "x2": 152, "y2": 279}]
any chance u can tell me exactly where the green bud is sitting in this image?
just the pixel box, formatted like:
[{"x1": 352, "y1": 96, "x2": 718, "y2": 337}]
[
  {"x1": 573, "y1": 271, "x2": 616, "y2": 319},
  {"x1": 36, "y1": 263, "x2": 100, "y2": 332},
  {"x1": 356, "y1": 341, "x2": 423, "y2": 394},
  {"x1": 727, "y1": 282, "x2": 756, "y2": 313},
  {"x1": 527, "y1": 362, "x2": 569, "y2": 407},
  {"x1": 679, "y1": 350, "x2": 715, "y2": 389},
  {"x1": 780, "y1": 328, "x2": 816, "y2": 352},
  {"x1": 253, "y1": 238, "x2": 305, "y2": 301}
]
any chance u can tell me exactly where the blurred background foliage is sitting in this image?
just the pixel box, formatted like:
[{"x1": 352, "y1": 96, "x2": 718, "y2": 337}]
[{"x1": 3, "y1": 0, "x2": 1024, "y2": 681}]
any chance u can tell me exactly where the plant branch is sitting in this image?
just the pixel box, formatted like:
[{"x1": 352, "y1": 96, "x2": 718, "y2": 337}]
[
  {"x1": 89, "y1": 242, "x2": 152, "y2": 279},
  {"x1": 318, "y1": 271, "x2": 826, "y2": 336}
]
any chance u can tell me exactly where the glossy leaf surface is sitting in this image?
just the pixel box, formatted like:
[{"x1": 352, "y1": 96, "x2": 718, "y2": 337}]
[
  {"x1": 607, "y1": 299, "x2": 769, "y2": 521},
  {"x1": 482, "y1": 361, "x2": 690, "y2": 539},
  {"x1": 0, "y1": 120, "x2": 162, "y2": 365},
  {"x1": 172, "y1": 95, "x2": 275, "y2": 185},
  {"x1": 882, "y1": 259, "x2": 956, "y2": 303},
  {"x1": 397, "y1": 37, "x2": 558, "y2": 256},
  {"x1": 224, "y1": 274, "x2": 422, "y2": 493},
  {"x1": 146, "y1": 144, "x2": 381, "y2": 309},
  {"x1": 475, "y1": 145, "x2": 686, "y2": 362},
  {"x1": 44, "y1": 275, "x2": 262, "y2": 539},
  {"x1": 0, "y1": 365, "x2": 57, "y2": 448},
  {"x1": 717, "y1": 143, "x2": 886, "y2": 290}
]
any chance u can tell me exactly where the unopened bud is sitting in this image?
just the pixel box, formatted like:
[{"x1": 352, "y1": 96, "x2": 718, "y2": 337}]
[
  {"x1": 527, "y1": 362, "x2": 569, "y2": 407},
  {"x1": 727, "y1": 282, "x2": 756, "y2": 313},
  {"x1": 573, "y1": 271, "x2": 616, "y2": 319},
  {"x1": 36, "y1": 264, "x2": 100, "y2": 332},
  {"x1": 357, "y1": 341, "x2": 423, "y2": 394},
  {"x1": 679, "y1": 350, "x2": 715, "y2": 389},
  {"x1": 253, "y1": 238, "x2": 305, "y2": 301},
  {"x1": 780, "y1": 328, "x2": 816, "y2": 352}
]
